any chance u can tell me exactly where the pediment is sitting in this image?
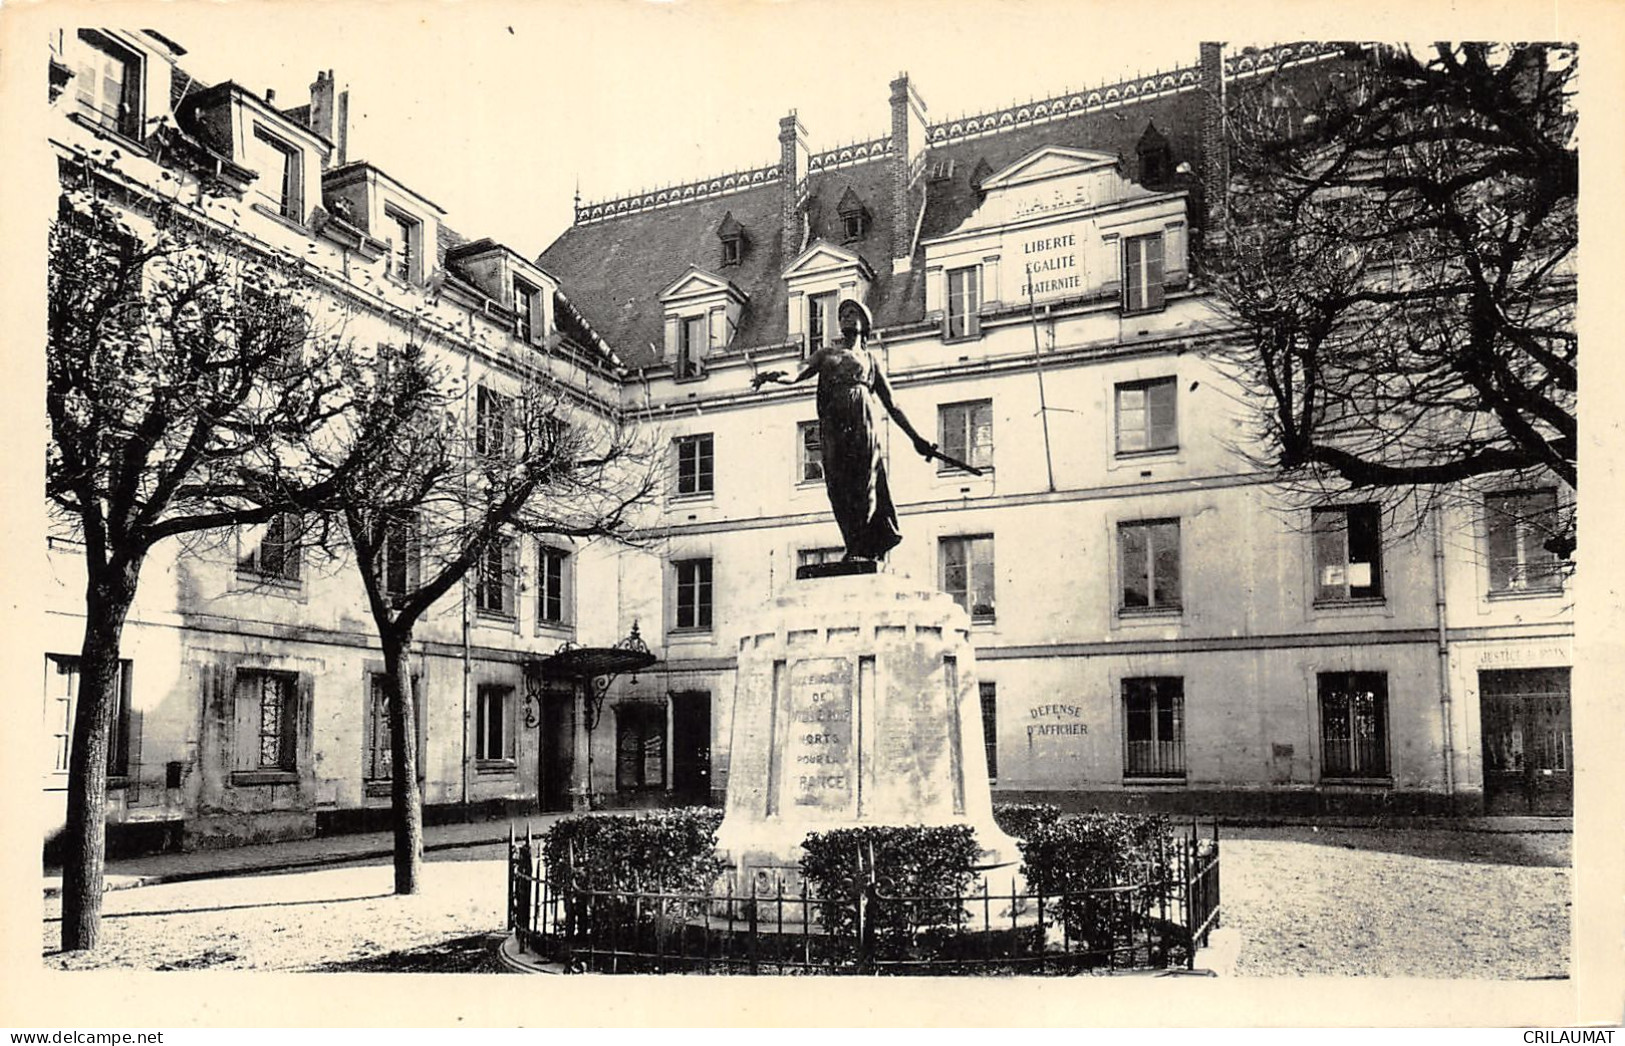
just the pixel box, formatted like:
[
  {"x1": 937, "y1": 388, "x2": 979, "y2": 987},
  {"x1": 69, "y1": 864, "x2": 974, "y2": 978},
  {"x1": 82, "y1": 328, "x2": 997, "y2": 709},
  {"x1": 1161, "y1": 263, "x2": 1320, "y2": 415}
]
[
  {"x1": 978, "y1": 146, "x2": 1121, "y2": 192},
  {"x1": 659, "y1": 266, "x2": 746, "y2": 304},
  {"x1": 782, "y1": 239, "x2": 874, "y2": 281}
]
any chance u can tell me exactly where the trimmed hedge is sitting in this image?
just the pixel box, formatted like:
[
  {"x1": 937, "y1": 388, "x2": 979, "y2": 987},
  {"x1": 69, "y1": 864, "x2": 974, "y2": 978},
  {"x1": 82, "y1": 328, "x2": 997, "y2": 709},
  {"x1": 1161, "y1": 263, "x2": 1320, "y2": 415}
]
[
  {"x1": 542, "y1": 807, "x2": 725, "y2": 892},
  {"x1": 1017, "y1": 813, "x2": 1174, "y2": 953},
  {"x1": 991, "y1": 802, "x2": 1062, "y2": 840},
  {"x1": 800, "y1": 825, "x2": 982, "y2": 949},
  {"x1": 1017, "y1": 812, "x2": 1172, "y2": 892}
]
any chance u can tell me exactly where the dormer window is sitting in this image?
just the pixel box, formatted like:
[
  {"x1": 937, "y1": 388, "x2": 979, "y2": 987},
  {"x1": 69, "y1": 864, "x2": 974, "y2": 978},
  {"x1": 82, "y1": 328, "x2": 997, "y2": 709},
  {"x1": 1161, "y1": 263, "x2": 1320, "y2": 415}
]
[
  {"x1": 252, "y1": 127, "x2": 303, "y2": 221},
  {"x1": 808, "y1": 291, "x2": 837, "y2": 350},
  {"x1": 73, "y1": 31, "x2": 142, "y2": 140},
  {"x1": 1136, "y1": 121, "x2": 1173, "y2": 189},
  {"x1": 717, "y1": 210, "x2": 746, "y2": 269},
  {"x1": 658, "y1": 266, "x2": 747, "y2": 379},
  {"x1": 678, "y1": 316, "x2": 706, "y2": 379},
  {"x1": 969, "y1": 158, "x2": 993, "y2": 198},
  {"x1": 514, "y1": 278, "x2": 537, "y2": 342},
  {"x1": 835, "y1": 187, "x2": 870, "y2": 243},
  {"x1": 781, "y1": 240, "x2": 874, "y2": 355},
  {"x1": 387, "y1": 208, "x2": 418, "y2": 283}
]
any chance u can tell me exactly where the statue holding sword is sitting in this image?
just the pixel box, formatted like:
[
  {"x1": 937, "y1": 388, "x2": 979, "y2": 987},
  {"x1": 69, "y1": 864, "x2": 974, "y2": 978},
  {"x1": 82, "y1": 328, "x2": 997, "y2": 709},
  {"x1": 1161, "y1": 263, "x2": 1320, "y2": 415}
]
[{"x1": 752, "y1": 299, "x2": 982, "y2": 563}]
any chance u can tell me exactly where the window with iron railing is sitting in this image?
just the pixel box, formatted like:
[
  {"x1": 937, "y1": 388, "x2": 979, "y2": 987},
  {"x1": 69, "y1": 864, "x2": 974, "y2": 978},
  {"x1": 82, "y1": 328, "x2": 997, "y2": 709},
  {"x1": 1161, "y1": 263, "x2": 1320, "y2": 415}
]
[
  {"x1": 1318, "y1": 671, "x2": 1388, "y2": 779},
  {"x1": 1123, "y1": 677, "x2": 1185, "y2": 778}
]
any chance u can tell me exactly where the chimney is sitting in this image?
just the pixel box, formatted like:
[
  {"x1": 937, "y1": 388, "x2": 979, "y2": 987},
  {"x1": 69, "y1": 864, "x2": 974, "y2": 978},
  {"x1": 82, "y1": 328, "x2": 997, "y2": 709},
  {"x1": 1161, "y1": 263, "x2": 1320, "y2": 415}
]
[
  {"x1": 1199, "y1": 43, "x2": 1228, "y2": 244},
  {"x1": 308, "y1": 70, "x2": 350, "y2": 167},
  {"x1": 779, "y1": 111, "x2": 809, "y2": 257},
  {"x1": 889, "y1": 73, "x2": 928, "y2": 270}
]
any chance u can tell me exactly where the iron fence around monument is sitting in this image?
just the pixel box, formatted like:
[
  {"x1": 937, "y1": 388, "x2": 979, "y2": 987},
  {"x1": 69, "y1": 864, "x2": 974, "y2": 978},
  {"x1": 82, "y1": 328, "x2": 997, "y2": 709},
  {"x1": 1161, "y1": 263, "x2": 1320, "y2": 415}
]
[{"x1": 507, "y1": 822, "x2": 1221, "y2": 975}]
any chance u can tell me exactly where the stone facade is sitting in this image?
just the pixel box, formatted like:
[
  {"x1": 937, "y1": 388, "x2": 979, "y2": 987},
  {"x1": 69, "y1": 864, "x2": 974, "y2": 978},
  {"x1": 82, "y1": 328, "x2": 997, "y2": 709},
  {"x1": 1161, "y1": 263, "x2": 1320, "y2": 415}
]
[{"x1": 41, "y1": 33, "x2": 1575, "y2": 857}]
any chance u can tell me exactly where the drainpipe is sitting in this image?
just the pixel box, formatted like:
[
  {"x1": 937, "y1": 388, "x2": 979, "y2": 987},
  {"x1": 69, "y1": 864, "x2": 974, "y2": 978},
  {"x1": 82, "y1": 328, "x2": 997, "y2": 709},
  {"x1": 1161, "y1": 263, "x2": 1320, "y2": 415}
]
[
  {"x1": 460, "y1": 337, "x2": 473, "y2": 809},
  {"x1": 1433, "y1": 504, "x2": 1456, "y2": 814}
]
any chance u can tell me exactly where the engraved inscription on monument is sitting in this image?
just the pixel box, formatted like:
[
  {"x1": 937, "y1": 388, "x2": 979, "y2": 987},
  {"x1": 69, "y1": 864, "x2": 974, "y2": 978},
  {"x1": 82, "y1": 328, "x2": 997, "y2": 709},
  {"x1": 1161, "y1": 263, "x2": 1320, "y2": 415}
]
[{"x1": 785, "y1": 657, "x2": 856, "y2": 812}]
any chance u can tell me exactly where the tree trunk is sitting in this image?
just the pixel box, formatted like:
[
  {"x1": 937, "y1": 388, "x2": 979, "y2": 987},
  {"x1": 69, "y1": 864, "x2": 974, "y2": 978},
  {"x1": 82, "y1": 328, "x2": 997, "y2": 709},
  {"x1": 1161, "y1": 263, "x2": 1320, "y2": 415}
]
[
  {"x1": 60, "y1": 559, "x2": 140, "y2": 952},
  {"x1": 381, "y1": 631, "x2": 424, "y2": 895}
]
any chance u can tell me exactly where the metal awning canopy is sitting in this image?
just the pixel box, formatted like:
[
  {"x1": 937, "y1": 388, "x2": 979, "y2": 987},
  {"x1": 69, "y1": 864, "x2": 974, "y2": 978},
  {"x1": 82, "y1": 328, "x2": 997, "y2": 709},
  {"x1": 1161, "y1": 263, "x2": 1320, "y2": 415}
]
[{"x1": 540, "y1": 646, "x2": 657, "y2": 681}]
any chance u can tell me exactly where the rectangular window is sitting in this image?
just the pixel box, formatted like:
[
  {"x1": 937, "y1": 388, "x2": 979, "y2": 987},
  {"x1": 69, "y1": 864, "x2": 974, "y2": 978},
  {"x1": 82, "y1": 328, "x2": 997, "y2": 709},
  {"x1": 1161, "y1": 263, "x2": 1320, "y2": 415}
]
[
  {"x1": 537, "y1": 544, "x2": 572, "y2": 626},
  {"x1": 616, "y1": 703, "x2": 666, "y2": 790},
  {"x1": 366, "y1": 674, "x2": 394, "y2": 783},
  {"x1": 938, "y1": 399, "x2": 994, "y2": 471},
  {"x1": 675, "y1": 433, "x2": 714, "y2": 497},
  {"x1": 798, "y1": 422, "x2": 824, "y2": 483},
  {"x1": 475, "y1": 385, "x2": 510, "y2": 458},
  {"x1": 940, "y1": 535, "x2": 996, "y2": 621},
  {"x1": 379, "y1": 512, "x2": 419, "y2": 604},
  {"x1": 234, "y1": 670, "x2": 297, "y2": 774},
  {"x1": 797, "y1": 548, "x2": 845, "y2": 571},
  {"x1": 74, "y1": 31, "x2": 141, "y2": 139},
  {"x1": 1119, "y1": 518, "x2": 1181, "y2": 611},
  {"x1": 678, "y1": 315, "x2": 706, "y2": 379},
  {"x1": 1313, "y1": 504, "x2": 1383, "y2": 602},
  {"x1": 675, "y1": 558, "x2": 713, "y2": 631},
  {"x1": 252, "y1": 127, "x2": 301, "y2": 219},
  {"x1": 514, "y1": 279, "x2": 537, "y2": 342},
  {"x1": 979, "y1": 681, "x2": 998, "y2": 781},
  {"x1": 475, "y1": 536, "x2": 515, "y2": 618},
  {"x1": 808, "y1": 292, "x2": 837, "y2": 350},
  {"x1": 1487, "y1": 489, "x2": 1564, "y2": 593},
  {"x1": 721, "y1": 236, "x2": 742, "y2": 266},
  {"x1": 1123, "y1": 677, "x2": 1185, "y2": 778},
  {"x1": 1123, "y1": 233, "x2": 1166, "y2": 314},
  {"x1": 387, "y1": 209, "x2": 417, "y2": 283},
  {"x1": 45, "y1": 656, "x2": 132, "y2": 778},
  {"x1": 946, "y1": 266, "x2": 981, "y2": 340},
  {"x1": 237, "y1": 513, "x2": 303, "y2": 583},
  {"x1": 1318, "y1": 671, "x2": 1389, "y2": 778},
  {"x1": 1115, "y1": 377, "x2": 1178, "y2": 455},
  {"x1": 476, "y1": 683, "x2": 515, "y2": 763}
]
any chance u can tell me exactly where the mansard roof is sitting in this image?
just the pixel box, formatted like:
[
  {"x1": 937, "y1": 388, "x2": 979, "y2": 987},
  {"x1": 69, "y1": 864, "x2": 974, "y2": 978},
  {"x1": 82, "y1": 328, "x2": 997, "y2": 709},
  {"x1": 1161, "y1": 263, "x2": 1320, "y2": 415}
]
[{"x1": 537, "y1": 45, "x2": 1348, "y2": 369}]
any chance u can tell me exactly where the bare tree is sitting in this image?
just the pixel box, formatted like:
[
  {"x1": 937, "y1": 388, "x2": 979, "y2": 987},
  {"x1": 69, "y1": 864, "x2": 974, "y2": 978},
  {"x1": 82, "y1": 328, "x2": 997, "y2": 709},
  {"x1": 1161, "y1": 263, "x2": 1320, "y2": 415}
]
[
  {"x1": 1205, "y1": 43, "x2": 1576, "y2": 549},
  {"x1": 334, "y1": 347, "x2": 658, "y2": 895},
  {"x1": 47, "y1": 185, "x2": 435, "y2": 951}
]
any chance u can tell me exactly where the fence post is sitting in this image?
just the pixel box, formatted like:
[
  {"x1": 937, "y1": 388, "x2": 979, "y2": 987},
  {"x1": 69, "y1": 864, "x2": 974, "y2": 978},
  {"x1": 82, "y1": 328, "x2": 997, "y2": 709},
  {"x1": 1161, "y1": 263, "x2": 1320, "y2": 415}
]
[{"x1": 748, "y1": 878, "x2": 760, "y2": 976}]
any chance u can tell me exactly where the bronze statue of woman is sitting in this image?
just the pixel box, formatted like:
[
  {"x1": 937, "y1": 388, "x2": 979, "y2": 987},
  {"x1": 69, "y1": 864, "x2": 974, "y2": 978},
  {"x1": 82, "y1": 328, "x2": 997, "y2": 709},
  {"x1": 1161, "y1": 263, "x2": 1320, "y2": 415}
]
[{"x1": 753, "y1": 300, "x2": 934, "y2": 561}]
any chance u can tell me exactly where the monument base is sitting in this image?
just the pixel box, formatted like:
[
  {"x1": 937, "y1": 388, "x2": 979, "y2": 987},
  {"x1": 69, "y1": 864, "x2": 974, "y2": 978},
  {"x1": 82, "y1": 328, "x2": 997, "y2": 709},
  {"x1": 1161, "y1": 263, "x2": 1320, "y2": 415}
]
[{"x1": 715, "y1": 571, "x2": 1021, "y2": 891}]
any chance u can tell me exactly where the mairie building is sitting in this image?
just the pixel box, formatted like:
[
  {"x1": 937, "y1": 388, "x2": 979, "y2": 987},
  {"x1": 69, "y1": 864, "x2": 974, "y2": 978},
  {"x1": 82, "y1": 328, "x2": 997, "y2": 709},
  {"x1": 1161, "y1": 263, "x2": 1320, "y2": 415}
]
[{"x1": 42, "y1": 32, "x2": 1575, "y2": 856}]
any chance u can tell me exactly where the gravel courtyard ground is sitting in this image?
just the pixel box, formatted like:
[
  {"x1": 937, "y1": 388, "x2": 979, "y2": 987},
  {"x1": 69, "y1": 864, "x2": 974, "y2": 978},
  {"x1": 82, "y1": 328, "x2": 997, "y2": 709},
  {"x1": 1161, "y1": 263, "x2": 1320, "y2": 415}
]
[{"x1": 42, "y1": 826, "x2": 1571, "y2": 976}]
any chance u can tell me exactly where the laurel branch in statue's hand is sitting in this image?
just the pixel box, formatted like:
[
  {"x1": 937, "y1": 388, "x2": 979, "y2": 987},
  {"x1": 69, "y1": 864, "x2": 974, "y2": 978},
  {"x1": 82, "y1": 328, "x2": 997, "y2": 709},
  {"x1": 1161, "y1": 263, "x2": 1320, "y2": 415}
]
[{"x1": 751, "y1": 370, "x2": 787, "y2": 390}]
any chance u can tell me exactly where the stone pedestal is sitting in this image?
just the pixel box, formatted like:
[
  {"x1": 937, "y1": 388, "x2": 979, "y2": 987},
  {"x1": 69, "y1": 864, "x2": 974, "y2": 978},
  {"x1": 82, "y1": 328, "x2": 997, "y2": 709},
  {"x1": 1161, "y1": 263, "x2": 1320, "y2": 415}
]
[{"x1": 715, "y1": 572, "x2": 1020, "y2": 885}]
